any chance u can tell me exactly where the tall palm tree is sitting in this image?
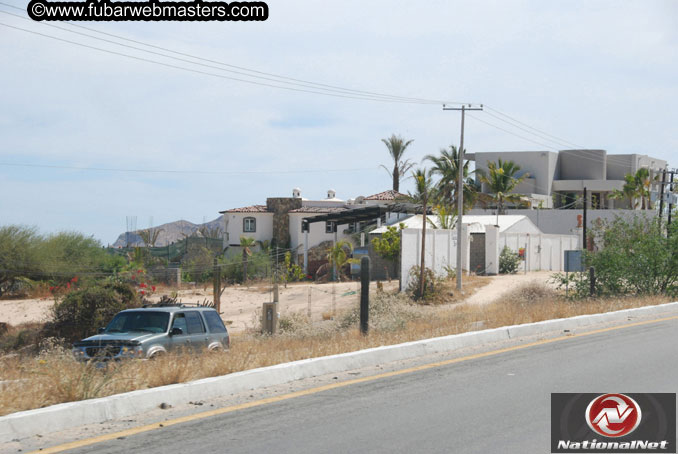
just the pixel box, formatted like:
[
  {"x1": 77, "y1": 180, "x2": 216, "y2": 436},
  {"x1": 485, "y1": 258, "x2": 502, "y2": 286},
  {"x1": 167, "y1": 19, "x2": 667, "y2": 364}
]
[
  {"x1": 381, "y1": 134, "x2": 415, "y2": 192},
  {"x1": 138, "y1": 228, "x2": 164, "y2": 247},
  {"x1": 478, "y1": 159, "x2": 528, "y2": 216},
  {"x1": 239, "y1": 236, "x2": 256, "y2": 282},
  {"x1": 424, "y1": 145, "x2": 477, "y2": 211},
  {"x1": 407, "y1": 168, "x2": 434, "y2": 299}
]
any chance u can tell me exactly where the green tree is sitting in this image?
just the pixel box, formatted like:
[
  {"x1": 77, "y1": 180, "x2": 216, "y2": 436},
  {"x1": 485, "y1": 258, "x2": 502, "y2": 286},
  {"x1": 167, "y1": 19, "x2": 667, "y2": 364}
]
[
  {"x1": 424, "y1": 145, "x2": 477, "y2": 212},
  {"x1": 609, "y1": 168, "x2": 656, "y2": 210},
  {"x1": 327, "y1": 240, "x2": 358, "y2": 281},
  {"x1": 0, "y1": 225, "x2": 42, "y2": 296},
  {"x1": 372, "y1": 223, "x2": 404, "y2": 279},
  {"x1": 478, "y1": 159, "x2": 528, "y2": 215},
  {"x1": 239, "y1": 236, "x2": 256, "y2": 282},
  {"x1": 380, "y1": 134, "x2": 415, "y2": 192},
  {"x1": 407, "y1": 168, "x2": 434, "y2": 299},
  {"x1": 427, "y1": 204, "x2": 457, "y2": 230}
]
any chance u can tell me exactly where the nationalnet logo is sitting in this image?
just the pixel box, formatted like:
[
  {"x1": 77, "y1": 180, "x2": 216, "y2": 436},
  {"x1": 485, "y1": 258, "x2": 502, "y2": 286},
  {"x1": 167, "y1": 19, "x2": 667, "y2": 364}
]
[{"x1": 551, "y1": 393, "x2": 676, "y2": 453}]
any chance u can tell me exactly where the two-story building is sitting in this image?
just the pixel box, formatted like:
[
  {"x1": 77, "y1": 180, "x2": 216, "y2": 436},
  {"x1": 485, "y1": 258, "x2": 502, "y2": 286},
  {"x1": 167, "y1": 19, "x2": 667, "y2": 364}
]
[{"x1": 469, "y1": 149, "x2": 666, "y2": 209}]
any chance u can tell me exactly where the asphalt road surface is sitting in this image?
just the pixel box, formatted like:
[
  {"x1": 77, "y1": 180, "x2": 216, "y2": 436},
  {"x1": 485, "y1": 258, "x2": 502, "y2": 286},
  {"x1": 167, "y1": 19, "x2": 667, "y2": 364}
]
[{"x1": 63, "y1": 317, "x2": 678, "y2": 453}]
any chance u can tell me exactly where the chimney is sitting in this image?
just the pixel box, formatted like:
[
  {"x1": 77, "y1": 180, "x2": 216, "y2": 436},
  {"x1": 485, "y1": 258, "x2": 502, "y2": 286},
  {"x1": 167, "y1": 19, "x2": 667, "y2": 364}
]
[
  {"x1": 292, "y1": 187, "x2": 301, "y2": 198},
  {"x1": 327, "y1": 189, "x2": 336, "y2": 199}
]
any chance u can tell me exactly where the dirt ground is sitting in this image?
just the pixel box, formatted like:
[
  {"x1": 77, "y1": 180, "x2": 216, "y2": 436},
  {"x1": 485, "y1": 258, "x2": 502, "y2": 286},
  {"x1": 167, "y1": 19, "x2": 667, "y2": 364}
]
[{"x1": 0, "y1": 272, "x2": 558, "y2": 333}]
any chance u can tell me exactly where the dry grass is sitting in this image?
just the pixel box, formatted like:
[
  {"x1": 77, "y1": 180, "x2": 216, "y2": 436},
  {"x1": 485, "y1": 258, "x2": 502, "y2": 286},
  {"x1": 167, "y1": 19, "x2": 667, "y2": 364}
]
[{"x1": 0, "y1": 282, "x2": 671, "y2": 416}]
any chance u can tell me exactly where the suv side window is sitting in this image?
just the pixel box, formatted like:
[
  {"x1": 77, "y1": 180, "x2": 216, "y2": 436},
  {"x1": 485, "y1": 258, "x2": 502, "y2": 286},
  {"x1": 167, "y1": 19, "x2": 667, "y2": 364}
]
[
  {"x1": 203, "y1": 311, "x2": 227, "y2": 333},
  {"x1": 171, "y1": 313, "x2": 188, "y2": 335},
  {"x1": 185, "y1": 311, "x2": 206, "y2": 334}
]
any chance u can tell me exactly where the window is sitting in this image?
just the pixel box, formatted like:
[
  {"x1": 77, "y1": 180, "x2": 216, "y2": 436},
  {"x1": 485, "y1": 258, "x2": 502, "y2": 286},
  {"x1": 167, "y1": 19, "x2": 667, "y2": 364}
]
[
  {"x1": 185, "y1": 311, "x2": 206, "y2": 334},
  {"x1": 243, "y1": 217, "x2": 256, "y2": 233},
  {"x1": 171, "y1": 313, "x2": 188, "y2": 335},
  {"x1": 203, "y1": 311, "x2": 227, "y2": 333},
  {"x1": 325, "y1": 221, "x2": 335, "y2": 233}
]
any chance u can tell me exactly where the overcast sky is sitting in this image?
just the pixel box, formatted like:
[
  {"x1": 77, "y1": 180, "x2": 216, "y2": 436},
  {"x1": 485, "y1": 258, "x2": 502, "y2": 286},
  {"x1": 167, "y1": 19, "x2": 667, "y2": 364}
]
[{"x1": 1, "y1": 0, "x2": 676, "y2": 244}]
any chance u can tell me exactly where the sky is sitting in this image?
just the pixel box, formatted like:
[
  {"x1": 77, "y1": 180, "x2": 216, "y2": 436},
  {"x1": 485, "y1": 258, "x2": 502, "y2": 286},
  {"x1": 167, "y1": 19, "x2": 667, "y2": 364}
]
[{"x1": 1, "y1": 0, "x2": 677, "y2": 244}]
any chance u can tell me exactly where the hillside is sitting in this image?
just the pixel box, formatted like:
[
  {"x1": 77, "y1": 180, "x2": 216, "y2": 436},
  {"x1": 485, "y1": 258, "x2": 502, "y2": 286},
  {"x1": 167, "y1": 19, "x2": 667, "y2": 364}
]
[{"x1": 111, "y1": 216, "x2": 223, "y2": 247}]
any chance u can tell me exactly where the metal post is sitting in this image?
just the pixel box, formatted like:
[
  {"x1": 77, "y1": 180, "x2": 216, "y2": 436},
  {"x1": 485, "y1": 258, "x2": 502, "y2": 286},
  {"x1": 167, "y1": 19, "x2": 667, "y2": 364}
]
[
  {"x1": 307, "y1": 287, "x2": 312, "y2": 320},
  {"x1": 333, "y1": 227, "x2": 338, "y2": 282},
  {"x1": 360, "y1": 256, "x2": 370, "y2": 335},
  {"x1": 303, "y1": 230, "x2": 309, "y2": 274}
]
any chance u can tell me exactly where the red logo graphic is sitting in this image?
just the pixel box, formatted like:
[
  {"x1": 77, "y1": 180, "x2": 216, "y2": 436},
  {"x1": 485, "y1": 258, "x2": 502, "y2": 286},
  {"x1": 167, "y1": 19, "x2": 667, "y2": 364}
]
[{"x1": 586, "y1": 394, "x2": 642, "y2": 438}]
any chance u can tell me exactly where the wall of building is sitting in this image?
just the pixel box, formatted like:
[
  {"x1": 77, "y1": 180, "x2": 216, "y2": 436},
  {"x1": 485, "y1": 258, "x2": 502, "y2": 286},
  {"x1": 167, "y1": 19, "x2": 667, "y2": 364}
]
[
  {"x1": 473, "y1": 151, "x2": 557, "y2": 197},
  {"x1": 559, "y1": 149, "x2": 607, "y2": 180},
  {"x1": 288, "y1": 213, "x2": 351, "y2": 252},
  {"x1": 224, "y1": 212, "x2": 274, "y2": 246},
  {"x1": 468, "y1": 208, "x2": 656, "y2": 236}
]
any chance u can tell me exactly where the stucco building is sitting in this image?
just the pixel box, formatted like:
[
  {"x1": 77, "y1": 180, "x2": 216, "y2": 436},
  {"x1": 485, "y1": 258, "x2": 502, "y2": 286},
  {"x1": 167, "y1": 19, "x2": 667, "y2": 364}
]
[{"x1": 468, "y1": 149, "x2": 666, "y2": 209}]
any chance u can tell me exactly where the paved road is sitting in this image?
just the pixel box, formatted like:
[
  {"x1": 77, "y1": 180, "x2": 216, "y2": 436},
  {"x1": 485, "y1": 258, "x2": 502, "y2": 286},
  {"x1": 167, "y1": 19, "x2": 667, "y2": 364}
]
[{"x1": 69, "y1": 318, "x2": 678, "y2": 454}]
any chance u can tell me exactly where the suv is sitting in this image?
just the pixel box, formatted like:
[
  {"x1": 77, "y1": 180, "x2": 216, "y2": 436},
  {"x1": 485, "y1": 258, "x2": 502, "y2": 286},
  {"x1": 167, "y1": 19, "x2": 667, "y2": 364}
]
[{"x1": 72, "y1": 305, "x2": 229, "y2": 361}]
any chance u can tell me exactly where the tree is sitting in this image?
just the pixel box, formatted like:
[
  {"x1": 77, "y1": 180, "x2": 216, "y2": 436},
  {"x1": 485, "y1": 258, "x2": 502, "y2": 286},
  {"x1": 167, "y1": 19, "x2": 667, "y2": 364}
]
[
  {"x1": 380, "y1": 134, "x2": 415, "y2": 192},
  {"x1": 239, "y1": 236, "x2": 256, "y2": 282},
  {"x1": 326, "y1": 240, "x2": 358, "y2": 281},
  {"x1": 427, "y1": 204, "x2": 457, "y2": 230},
  {"x1": 372, "y1": 223, "x2": 404, "y2": 279},
  {"x1": 407, "y1": 168, "x2": 434, "y2": 299},
  {"x1": 478, "y1": 159, "x2": 528, "y2": 215},
  {"x1": 138, "y1": 228, "x2": 164, "y2": 247},
  {"x1": 609, "y1": 168, "x2": 656, "y2": 210},
  {"x1": 198, "y1": 225, "x2": 223, "y2": 239},
  {"x1": 424, "y1": 145, "x2": 477, "y2": 212},
  {"x1": 0, "y1": 225, "x2": 42, "y2": 296}
]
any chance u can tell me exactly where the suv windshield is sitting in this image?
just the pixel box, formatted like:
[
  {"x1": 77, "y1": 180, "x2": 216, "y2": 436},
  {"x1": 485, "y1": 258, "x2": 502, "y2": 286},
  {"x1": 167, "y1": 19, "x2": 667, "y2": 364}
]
[{"x1": 105, "y1": 311, "x2": 170, "y2": 334}]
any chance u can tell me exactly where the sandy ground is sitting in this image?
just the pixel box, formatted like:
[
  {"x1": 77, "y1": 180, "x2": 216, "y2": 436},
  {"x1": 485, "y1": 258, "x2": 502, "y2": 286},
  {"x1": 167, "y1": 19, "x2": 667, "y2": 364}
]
[
  {"x1": 462, "y1": 271, "x2": 557, "y2": 306},
  {"x1": 0, "y1": 281, "x2": 400, "y2": 334},
  {"x1": 0, "y1": 272, "x2": 558, "y2": 333}
]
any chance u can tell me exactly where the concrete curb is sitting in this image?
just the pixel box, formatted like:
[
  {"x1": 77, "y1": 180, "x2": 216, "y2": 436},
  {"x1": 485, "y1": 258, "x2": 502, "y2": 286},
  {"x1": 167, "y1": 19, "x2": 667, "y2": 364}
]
[{"x1": 2, "y1": 301, "x2": 677, "y2": 442}]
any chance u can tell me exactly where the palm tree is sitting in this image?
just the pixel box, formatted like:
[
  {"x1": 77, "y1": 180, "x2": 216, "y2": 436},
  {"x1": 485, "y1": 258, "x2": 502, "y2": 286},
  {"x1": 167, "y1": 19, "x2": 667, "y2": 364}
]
[
  {"x1": 138, "y1": 228, "x2": 164, "y2": 247},
  {"x1": 478, "y1": 159, "x2": 528, "y2": 216},
  {"x1": 407, "y1": 168, "x2": 434, "y2": 299},
  {"x1": 326, "y1": 240, "x2": 358, "y2": 281},
  {"x1": 424, "y1": 145, "x2": 476, "y2": 211},
  {"x1": 609, "y1": 168, "x2": 656, "y2": 209},
  {"x1": 427, "y1": 203, "x2": 457, "y2": 230},
  {"x1": 381, "y1": 134, "x2": 415, "y2": 192},
  {"x1": 239, "y1": 236, "x2": 256, "y2": 282}
]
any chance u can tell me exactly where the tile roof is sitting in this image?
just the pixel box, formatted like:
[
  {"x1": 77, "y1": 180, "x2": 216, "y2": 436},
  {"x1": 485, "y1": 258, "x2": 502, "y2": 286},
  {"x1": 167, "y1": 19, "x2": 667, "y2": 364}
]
[
  {"x1": 222, "y1": 205, "x2": 269, "y2": 213},
  {"x1": 289, "y1": 206, "x2": 349, "y2": 214},
  {"x1": 364, "y1": 190, "x2": 407, "y2": 200}
]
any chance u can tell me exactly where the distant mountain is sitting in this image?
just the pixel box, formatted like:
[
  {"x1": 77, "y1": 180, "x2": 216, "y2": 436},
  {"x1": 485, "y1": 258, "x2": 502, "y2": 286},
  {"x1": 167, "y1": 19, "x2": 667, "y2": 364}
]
[{"x1": 112, "y1": 216, "x2": 224, "y2": 247}]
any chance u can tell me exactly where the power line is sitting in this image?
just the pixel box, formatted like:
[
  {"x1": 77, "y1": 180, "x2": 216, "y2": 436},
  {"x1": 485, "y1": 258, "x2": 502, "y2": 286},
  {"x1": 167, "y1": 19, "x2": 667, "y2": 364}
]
[
  {"x1": 0, "y1": 6, "x2": 468, "y2": 105},
  {"x1": 0, "y1": 161, "x2": 376, "y2": 175}
]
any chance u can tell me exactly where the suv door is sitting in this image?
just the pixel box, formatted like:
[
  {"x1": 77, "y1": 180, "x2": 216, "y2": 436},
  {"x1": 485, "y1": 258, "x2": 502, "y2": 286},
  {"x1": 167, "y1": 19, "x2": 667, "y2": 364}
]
[{"x1": 170, "y1": 311, "x2": 208, "y2": 352}]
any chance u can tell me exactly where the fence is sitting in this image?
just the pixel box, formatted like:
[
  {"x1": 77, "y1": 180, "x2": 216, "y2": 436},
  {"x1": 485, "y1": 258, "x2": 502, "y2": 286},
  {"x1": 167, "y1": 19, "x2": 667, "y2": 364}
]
[{"x1": 107, "y1": 237, "x2": 224, "y2": 263}]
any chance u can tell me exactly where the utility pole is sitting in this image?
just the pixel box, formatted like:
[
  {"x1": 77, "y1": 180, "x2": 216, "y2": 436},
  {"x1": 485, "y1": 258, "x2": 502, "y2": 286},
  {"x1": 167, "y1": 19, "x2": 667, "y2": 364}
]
[
  {"x1": 658, "y1": 169, "x2": 667, "y2": 225},
  {"x1": 668, "y1": 170, "x2": 675, "y2": 234},
  {"x1": 443, "y1": 104, "x2": 483, "y2": 291},
  {"x1": 582, "y1": 187, "x2": 587, "y2": 251}
]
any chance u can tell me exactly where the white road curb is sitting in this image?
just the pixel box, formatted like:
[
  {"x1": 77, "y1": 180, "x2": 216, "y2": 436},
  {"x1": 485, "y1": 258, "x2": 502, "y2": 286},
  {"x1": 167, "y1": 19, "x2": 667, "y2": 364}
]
[{"x1": 1, "y1": 301, "x2": 677, "y2": 442}]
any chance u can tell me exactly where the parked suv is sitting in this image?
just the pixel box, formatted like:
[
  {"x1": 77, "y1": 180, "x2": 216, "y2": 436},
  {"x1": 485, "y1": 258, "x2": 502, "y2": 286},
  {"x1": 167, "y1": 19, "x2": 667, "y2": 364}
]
[{"x1": 72, "y1": 305, "x2": 229, "y2": 361}]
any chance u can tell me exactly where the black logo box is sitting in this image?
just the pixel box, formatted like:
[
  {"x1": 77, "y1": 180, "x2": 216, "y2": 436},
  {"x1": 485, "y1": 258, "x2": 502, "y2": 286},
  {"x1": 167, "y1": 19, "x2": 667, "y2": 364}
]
[{"x1": 552, "y1": 393, "x2": 676, "y2": 453}]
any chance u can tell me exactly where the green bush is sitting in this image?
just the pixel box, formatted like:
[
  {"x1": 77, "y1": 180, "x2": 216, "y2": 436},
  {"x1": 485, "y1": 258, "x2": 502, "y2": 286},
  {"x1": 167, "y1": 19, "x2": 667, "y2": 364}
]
[
  {"x1": 499, "y1": 246, "x2": 520, "y2": 274},
  {"x1": 553, "y1": 216, "x2": 678, "y2": 298},
  {"x1": 44, "y1": 280, "x2": 142, "y2": 343}
]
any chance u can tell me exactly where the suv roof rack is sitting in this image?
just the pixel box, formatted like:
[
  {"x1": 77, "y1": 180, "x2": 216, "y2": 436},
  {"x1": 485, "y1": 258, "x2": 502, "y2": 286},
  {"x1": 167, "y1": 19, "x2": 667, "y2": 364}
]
[{"x1": 142, "y1": 298, "x2": 215, "y2": 309}]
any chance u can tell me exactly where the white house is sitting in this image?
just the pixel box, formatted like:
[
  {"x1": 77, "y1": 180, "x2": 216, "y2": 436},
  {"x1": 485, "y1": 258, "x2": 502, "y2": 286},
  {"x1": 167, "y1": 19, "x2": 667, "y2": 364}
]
[{"x1": 219, "y1": 188, "x2": 408, "y2": 257}]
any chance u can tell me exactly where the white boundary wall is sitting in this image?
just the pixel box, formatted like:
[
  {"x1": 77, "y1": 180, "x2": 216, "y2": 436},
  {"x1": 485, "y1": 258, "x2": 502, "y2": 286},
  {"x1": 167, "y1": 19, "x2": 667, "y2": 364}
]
[
  {"x1": 498, "y1": 233, "x2": 579, "y2": 272},
  {"x1": 401, "y1": 227, "x2": 580, "y2": 287},
  {"x1": 400, "y1": 227, "x2": 469, "y2": 290}
]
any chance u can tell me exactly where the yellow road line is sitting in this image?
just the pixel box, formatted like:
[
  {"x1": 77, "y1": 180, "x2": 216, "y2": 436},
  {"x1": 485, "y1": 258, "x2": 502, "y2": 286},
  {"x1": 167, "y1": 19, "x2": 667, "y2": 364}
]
[{"x1": 31, "y1": 314, "x2": 678, "y2": 454}]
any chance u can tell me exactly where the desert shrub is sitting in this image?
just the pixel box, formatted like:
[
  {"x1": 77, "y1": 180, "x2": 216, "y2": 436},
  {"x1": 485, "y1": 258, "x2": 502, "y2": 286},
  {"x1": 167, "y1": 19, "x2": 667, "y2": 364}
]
[
  {"x1": 0, "y1": 322, "x2": 44, "y2": 353},
  {"x1": 499, "y1": 246, "x2": 520, "y2": 274},
  {"x1": 405, "y1": 266, "x2": 441, "y2": 301},
  {"x1": 340, "y1": 291, "x2": 421, "y2": 331},
  {"x1": 44, "y1": 279, "x2": 142, "y2": 343}
]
